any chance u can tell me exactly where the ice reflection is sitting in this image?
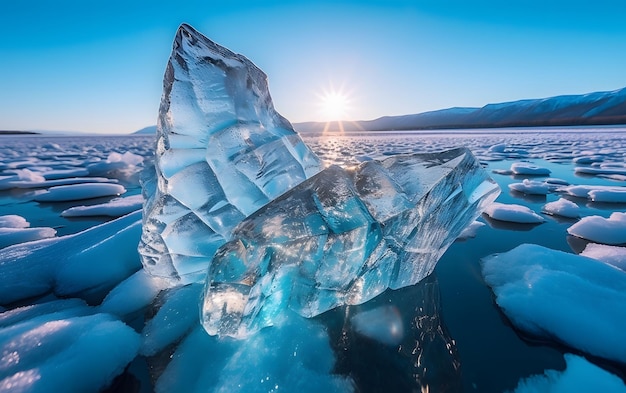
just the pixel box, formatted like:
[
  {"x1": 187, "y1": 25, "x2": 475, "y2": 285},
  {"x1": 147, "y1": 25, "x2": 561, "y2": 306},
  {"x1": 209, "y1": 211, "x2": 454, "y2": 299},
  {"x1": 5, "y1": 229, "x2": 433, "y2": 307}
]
[
  {"x1": 482, "y1": 215, "x2": 543, "y2": 231},
  {"x1": 324, "y1": 274, "x2": 461, "y2": 393}
]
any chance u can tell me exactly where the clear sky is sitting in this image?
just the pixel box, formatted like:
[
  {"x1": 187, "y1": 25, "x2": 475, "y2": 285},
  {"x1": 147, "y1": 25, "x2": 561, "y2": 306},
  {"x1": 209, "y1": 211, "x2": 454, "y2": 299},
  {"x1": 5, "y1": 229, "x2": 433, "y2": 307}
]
[{"x1": 2, "y1": 0, "x2": 626, "y2": 134}]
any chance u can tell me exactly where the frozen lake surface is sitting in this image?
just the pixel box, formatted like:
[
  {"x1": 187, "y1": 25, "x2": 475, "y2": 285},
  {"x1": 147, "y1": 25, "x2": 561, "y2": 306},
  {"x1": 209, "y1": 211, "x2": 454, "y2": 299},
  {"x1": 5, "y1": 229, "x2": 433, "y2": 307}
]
[{"x1": 1, "y1": 127, "x2": 625, "y2": 392}]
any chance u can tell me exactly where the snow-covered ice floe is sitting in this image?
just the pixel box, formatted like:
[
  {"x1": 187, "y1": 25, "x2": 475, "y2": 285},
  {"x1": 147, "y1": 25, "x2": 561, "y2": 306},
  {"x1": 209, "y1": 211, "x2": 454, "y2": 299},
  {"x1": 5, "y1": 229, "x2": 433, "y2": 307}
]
[
  {"x1": 558, "y1": 184, "x2": 626, "y2": 203},
  {"x1": 0, "y1": 211, "x2": 148, "y2": 392},
  {"x1": 541, "y1": 198, "x2": 580, "y2": 218},
  {"x1": 580, "y1": 243, "x2": 626, "y2": 271},
  {"x1": 0, "y1": 227, "x2": 57, "y2": 249},
  {"x1": 0, "y1": 210, "x2": 142, "y2": 304},
  {"x1": 575, "y1": 166, "x2": 626, "y2": 176},
  {"x1": 483, "y1": 202, "x2": 544, "y2": 224},
  {"x1": 510, "y1": 162, "x2": 551, "y2": 176},
  {"x1": 508, "y1": 179, "x2": 550, "y2": 195},
  {"x1": 481, "y1": 244, "x2": 626, "y2": 363},
  {"x1": 61, "y1": 194, "x2": 143, "y2": 217},
  {"x1": 0, "y1": 215, "x2": 56, "y2": 249},
  {"x1": 567, "y1": 212, "x2": 626, "y2": 245},
  {"x1": 0, "y1": 215, "x2": 29, "y2": 228},
  {"x1": 0, "y1": 300, "x2": 140, "y2": 393},
  {"x1": 34, "y1": 183, "x2": 126, "y2": 202}
]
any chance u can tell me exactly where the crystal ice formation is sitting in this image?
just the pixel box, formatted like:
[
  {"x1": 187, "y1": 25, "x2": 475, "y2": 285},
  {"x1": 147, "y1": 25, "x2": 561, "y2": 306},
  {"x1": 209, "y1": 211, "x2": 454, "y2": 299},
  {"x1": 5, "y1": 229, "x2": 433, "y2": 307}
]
[
  {"x1": 202, "y1": 148, "x2": 500, "y2": 337},
  {"x1": 139, "y1": 24, "x2": 322, "y2": 283}
]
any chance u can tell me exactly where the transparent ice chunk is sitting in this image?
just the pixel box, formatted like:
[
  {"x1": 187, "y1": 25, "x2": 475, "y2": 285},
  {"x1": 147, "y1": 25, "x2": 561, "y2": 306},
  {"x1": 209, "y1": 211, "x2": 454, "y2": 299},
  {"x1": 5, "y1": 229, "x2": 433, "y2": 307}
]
[
  {"x1": 139, "y1": 24, "x2": 323, "y2": 284},
  {"x1": 201, "y1": 148, "x2": 500, "y2": 338}
]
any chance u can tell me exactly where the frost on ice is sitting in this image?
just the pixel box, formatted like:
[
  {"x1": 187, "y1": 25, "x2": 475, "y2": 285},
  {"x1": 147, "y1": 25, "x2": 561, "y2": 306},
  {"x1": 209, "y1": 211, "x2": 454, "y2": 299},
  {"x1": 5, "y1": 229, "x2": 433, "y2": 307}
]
[
  {"x1": 202, "y1": 149, "x2": 500, "y2": 337},
  {"x1": 139, "y1": 24, "x2": 322, "y2": 284},
  {"x1": 139, "y1": 24, "x2": 500, "y2": 339}
]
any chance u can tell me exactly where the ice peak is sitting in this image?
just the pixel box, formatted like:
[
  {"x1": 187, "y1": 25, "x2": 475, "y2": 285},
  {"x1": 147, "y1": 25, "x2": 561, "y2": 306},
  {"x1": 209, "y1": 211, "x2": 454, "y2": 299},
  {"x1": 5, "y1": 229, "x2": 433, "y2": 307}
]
[
  {"x1": 173, "y1": 23, "x2": 259, "y2": 75},
  {"x1": 162, "y1": 23, "x2": 291, "y2": 136}
]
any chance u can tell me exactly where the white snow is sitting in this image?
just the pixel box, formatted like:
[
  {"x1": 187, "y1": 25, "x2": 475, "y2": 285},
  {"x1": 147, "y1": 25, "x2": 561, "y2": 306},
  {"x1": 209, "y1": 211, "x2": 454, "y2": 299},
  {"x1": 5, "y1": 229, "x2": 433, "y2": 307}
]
[
  {"x1": 510, "y1": 162, "x2": 551, "y2": 176},
  {"x1": 86, "y1": 152, "x2": 144, "y2": 176},
  {"x1": 541, "y1": 198, "x2": 580, "y2": 218},
  {"x1": 588, "y1": 188, "x2": 626, "y2": 203},
  {"x1": 34, "y1": 183, "x2": 126, "y2": 202},
  {"x1": 0, "y1": 216, "x2": 56, "y2": 248},
  {"x1": 0, "y1": 301, "x2": 140, "y2": 393},
  {"x1": 559, "y1": 185, "x2": 626, "y2": 202},
  {"x1": 580, "y1": 243, "x2": 626, "y2": 271},
  {"x1": 483, "y1": 202, "x2": 544, "y2": 223},
  {"x1": 575, "y1": 166, "x2": 626, "y2": 176},
  {"x1": 567, "y1": 212, "x2": 626, "y2": 245},
  {"x1": 0, "y1": 215, "x2": 29, "y2": 228},
  {"x1": 508, "y1": 179, "x2": 550, "y2": 195},
  {"x1": 0, "y1": 169, "x2": 45, "y2": 190},
  {"x1": 61, "y1": 194, "x2": 143, "y2": 217},
  {"x1": 482, "y1": 244, "x2": 626, "y2": 363},
  {"x1": 510, "y1": 354, "x2": 626, "y2": 393}
]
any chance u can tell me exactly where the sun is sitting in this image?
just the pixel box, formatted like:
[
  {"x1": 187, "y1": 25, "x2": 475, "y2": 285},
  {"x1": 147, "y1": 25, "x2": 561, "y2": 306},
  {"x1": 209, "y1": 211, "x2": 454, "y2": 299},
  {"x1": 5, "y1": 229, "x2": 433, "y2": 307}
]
[{"x1": 317, "y1": 87, "x2": 351, "y2": 122}]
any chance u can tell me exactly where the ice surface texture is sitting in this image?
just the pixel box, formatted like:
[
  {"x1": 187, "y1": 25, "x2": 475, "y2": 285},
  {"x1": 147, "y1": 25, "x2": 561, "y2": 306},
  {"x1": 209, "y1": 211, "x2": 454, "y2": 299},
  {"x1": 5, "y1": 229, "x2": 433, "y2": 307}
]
[
  {"x1": 139, "y1": 24, "x2": 322, "y2": 283},
  {"x1": 202, "y1": 148, "x2": 500, "y2": 337}
]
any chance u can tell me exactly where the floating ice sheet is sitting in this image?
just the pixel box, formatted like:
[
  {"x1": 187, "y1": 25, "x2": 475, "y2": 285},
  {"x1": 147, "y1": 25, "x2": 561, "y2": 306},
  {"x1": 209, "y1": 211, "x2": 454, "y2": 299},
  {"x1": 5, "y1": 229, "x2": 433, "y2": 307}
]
[
  {"x1": 0, "y1": 300, "x2": 140, "y2": 393},
  {"x1": 483, "y1": 202, "x2": 544, "y2": 224},
  {"x1": 0, "y1": 211, "x2": 142, "y2": 305},
  {"x1": 482, "y1": 244, "x2": 626, "y2": 363},
  {"x1": 567, "y1": 212, "x2": 626, "y2": 245},
  {"x1": 202, "y1": 148, "x2": 500, "y2": 338}
]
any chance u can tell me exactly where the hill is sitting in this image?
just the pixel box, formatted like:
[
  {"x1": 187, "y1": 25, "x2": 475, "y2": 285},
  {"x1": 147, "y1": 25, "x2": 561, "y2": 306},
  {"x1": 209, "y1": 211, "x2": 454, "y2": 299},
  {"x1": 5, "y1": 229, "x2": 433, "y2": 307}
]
[
  {"x1": 294, "y1": 87, "x2": 626, "y2": 132},
  {"x1": 133, "y1": 125, "x2": 157, "y2": 135}
]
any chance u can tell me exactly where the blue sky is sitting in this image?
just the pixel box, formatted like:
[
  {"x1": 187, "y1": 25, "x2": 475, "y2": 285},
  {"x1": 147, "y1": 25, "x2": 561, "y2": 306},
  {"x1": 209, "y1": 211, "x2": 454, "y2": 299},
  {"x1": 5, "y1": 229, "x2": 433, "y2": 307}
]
[{"x1": 2, "y1": 0, "x2": 626, "y2": 134}]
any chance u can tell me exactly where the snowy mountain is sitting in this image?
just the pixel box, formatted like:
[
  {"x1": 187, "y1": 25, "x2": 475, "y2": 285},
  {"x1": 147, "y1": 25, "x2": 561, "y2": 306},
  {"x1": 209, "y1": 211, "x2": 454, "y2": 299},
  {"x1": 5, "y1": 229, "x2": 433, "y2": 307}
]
[{"x1": 294, "y1": 87, "x2": 626, "y2": 132}]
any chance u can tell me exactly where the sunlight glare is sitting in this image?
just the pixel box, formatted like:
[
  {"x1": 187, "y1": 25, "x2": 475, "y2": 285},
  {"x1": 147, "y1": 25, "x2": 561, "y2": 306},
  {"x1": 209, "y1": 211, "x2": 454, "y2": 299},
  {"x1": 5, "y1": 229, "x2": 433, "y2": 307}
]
[{"x1": 318, "y1": 88, "x2": 351, "y2": 122}]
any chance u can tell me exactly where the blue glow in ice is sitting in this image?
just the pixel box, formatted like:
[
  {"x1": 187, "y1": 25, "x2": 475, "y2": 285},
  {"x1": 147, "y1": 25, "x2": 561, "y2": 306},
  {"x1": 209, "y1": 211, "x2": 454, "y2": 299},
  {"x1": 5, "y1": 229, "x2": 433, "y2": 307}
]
[
  {"x1": 202, "y1": 149, "x2": 500, "y2": 338},
  {"x1": 139, "y1": 24, "x2": 322, "y2": 284}
]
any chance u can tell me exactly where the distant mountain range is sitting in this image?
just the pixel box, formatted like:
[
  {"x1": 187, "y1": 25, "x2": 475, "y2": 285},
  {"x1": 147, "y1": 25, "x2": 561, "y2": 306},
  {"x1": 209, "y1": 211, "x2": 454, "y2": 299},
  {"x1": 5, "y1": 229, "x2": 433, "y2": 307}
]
[
  {"x1": 293, "y1": 87, "x2": 626, "y2": 132},
  {"x1": 132, "y1": 87, "x2": 626, "y2": 134},
  {"x1": 133, "y1": 125, "x2": 157, "y2": 135}
]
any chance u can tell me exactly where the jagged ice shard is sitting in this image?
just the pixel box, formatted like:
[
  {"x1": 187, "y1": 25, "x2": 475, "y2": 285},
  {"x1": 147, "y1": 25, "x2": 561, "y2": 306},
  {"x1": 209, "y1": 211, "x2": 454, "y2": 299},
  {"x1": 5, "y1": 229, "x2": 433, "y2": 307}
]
[
  {"x1": 140, "y1": 24, "x2": 500, "y2": 339},
  {"x1": 202, "y1": 149, "x2": 500, "y2": 338},
  {"x1": 139, "y1": 24, "x2": 322, "y2": 283}
]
